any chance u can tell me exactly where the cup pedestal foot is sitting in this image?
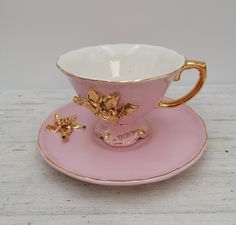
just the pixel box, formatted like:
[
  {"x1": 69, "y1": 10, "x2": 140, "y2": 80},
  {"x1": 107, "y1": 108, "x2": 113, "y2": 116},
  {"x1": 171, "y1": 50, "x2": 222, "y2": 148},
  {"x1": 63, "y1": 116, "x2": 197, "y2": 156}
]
[{"x1": 94, "y1": 120, "x2": 150, "y2": 147}]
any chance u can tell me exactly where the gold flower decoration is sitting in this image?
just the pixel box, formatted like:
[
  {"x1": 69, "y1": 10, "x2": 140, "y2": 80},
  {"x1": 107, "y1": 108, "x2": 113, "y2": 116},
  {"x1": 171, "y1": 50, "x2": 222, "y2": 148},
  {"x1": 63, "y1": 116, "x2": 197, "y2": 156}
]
[
  {"x1": 46, "y1": 114, "x2": 86, "y2": 141},
  {"x1": 73, "y1": 89, "x2": 138, "y2": 124}
]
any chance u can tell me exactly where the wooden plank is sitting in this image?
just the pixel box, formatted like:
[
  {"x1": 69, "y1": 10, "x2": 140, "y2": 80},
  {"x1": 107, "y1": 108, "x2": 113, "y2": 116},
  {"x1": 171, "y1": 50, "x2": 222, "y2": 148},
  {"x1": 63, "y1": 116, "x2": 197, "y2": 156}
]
[{"x1": 1, "y1": 214, "x2": 236, "y2": 225}]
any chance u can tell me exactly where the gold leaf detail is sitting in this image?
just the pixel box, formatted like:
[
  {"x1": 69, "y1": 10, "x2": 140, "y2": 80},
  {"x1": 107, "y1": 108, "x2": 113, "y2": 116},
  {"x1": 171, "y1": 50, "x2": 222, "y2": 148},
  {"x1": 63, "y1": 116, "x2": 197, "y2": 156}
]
[
  {"x1": 88, "y1": 89, "x2": 101, "y2": 104},
  {"x1": 45, "y1": 125, "x2": 58, "y2": 132},
  {"x1": 73, "y1": 89, "x2": 138, "y2": 124},
  {"x1": 118, "y1": 103, "x2": 138, "y2": 117},
  {"x1": 46, "y1": 114, "x2": 86, "y2": 141},
  {"x1": 73, "y1": 96, "x2": 87, "y2": 105},
  {"x1": 103, "y1": 93, "x2": 119, "y2": 109}
]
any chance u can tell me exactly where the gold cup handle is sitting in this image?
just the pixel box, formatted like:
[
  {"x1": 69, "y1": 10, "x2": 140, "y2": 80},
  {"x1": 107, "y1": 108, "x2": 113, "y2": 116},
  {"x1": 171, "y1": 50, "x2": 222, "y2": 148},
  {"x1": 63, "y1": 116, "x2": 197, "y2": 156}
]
[{"x1": 159, "y1": 59, "x2": 207, "y2": 107}]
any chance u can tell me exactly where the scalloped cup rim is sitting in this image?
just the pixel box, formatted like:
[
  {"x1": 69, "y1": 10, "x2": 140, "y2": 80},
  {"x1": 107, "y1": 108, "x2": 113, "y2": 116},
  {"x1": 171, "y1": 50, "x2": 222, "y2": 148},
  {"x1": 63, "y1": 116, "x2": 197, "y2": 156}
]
[{"x1": 56, "y1": 44, "x2": 185, "y2": 83}]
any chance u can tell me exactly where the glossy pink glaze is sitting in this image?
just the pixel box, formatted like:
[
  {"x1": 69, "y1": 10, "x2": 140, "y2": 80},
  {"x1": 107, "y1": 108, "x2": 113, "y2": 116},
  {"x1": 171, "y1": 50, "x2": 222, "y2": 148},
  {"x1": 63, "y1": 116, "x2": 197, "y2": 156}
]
[
  {"x1": 38, "y1": 102, "x2": 207, "y2": 186},
  {"x1": 67, "y1": 73, "x2": 175, "y2": 123}
]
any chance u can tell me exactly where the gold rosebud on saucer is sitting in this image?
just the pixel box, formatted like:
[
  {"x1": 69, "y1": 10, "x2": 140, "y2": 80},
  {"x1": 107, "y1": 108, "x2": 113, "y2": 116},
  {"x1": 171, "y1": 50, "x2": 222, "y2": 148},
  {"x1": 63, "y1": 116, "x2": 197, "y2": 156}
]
[
  {"x1": 73, "y1": 89, "x2": 138, "y2": 124},
  {"x1": 46, "y1": 114, "x2": 86, "y2": 141}
]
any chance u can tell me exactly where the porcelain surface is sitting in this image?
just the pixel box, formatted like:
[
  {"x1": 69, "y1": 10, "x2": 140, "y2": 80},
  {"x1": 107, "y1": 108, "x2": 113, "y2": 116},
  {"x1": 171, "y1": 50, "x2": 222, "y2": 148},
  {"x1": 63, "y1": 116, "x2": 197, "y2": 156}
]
[
  {"x1": 38, "y1": 102, "x2": 207, "y2": 186},
  {"x1": 57, "y1": 44, "x2": 185, "y2": 82}
]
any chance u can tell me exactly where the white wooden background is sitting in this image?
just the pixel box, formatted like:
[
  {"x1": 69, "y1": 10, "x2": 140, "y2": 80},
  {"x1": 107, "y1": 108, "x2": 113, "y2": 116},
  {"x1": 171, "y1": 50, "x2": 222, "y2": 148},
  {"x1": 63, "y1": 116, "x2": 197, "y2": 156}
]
[{"x1": 0, "y1": 86, "x2": 235, "y2": 225}]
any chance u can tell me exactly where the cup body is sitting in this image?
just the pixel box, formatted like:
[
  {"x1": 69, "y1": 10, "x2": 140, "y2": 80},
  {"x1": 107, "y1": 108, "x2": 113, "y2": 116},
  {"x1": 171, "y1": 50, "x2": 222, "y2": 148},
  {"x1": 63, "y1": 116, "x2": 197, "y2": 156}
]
[
  {"x1": 66, "y1": 72, "x2": 175, "y2": 124},
  {"x1": 57, "y1": 44, "x2": 206, "y2": 147}
]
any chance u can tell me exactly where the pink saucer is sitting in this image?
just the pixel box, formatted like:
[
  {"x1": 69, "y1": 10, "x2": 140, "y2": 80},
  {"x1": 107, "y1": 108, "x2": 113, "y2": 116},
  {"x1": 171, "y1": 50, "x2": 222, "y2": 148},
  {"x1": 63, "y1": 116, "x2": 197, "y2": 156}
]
[{"x1": 38, "y1": 102, "x2": 207, "y2": 186}]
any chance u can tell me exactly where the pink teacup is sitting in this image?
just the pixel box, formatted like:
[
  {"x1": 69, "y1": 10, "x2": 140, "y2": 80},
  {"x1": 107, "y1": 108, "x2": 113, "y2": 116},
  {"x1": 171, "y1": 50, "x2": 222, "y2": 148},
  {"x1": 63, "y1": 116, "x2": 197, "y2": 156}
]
[{"x1": 57, "y1": 44, "x2": 206, "y2": 147}]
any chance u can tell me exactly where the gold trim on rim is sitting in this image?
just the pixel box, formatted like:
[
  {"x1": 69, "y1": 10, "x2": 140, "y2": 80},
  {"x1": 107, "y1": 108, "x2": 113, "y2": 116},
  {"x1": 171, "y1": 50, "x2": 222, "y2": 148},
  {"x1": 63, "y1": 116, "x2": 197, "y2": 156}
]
[{"x1": 37, "y1": 104, "x2": 208, "y2": 185}]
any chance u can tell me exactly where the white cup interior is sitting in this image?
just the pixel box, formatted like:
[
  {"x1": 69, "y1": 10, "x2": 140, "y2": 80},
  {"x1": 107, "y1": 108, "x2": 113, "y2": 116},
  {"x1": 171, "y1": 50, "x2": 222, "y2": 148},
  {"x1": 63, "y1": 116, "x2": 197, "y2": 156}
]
[{"x1": 57, "y1": 44, "x2": 185, "y2": 81}]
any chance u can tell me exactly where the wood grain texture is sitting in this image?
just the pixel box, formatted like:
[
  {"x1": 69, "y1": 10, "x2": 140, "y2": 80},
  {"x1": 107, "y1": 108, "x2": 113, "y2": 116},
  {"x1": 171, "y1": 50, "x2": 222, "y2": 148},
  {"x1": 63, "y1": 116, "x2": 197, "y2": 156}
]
[{"x1": 0, "y1": 86, "x2": 235, "y2": 225}]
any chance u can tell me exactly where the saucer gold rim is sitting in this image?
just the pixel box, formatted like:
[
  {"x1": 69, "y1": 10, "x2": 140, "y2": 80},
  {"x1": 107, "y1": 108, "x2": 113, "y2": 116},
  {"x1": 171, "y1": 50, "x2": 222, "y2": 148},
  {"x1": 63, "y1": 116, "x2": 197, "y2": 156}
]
[{"x1": 37, "y1": 141, "x2": 207, "y2": 186}]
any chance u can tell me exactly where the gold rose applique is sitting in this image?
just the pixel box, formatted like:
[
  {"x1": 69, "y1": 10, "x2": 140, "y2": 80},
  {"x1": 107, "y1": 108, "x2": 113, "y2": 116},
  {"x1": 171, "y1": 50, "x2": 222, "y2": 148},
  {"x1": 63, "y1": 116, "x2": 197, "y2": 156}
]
[
  {"x1": 73, "y1": 89, "x2": 138, "y2": 124},
  {"x1": 46, "y1": 114, "x2": 86, "y2": 141}
]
